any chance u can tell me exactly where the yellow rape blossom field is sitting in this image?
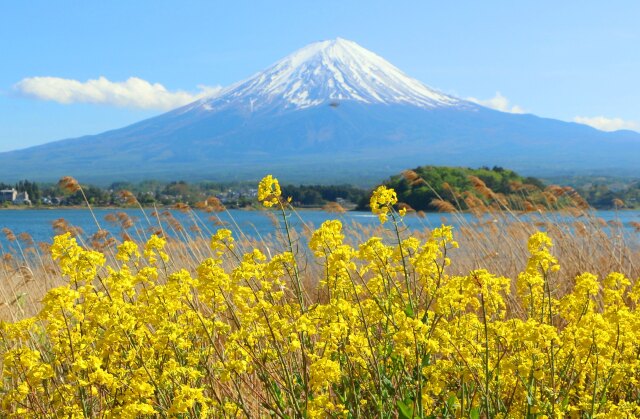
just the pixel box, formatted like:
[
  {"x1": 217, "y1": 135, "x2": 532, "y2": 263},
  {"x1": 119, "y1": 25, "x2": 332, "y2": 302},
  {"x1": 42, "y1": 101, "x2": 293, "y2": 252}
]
[{"x1": 1, "y1": 176, "x2": 640, "y2": 418}]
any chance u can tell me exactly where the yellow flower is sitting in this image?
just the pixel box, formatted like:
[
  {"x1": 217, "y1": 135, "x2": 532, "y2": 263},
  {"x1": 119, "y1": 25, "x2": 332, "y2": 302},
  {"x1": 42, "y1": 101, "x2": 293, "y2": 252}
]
[
  {"x1": 369, "y1": 185, "x2": 398, "y2": 224},
  {"x1": 144, "y1": 234, "x2": 169, "y2": 264},
  {"x1": 309, "y1": 357, "x2": 341, "y2": 391},
  {"x1": 116, "y1": 240, "x2": 140, "y2": 262},
  {"x1": 258, "y1": 174, "x2": 282, "y2": 207},
  {"x1": 210, "y1": 228, "x2": 235, "y2": 256},
  {"x1": 5, "y1": 214, "x2": 640, "y2": 418},
  {"x1": 309, "y1": 220, "x2": 344, "y2": 257}
]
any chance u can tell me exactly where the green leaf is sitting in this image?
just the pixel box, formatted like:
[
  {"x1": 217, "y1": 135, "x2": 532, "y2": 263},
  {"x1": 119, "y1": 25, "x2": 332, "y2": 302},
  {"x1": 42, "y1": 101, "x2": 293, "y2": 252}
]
[
  {"x1": 382, "y1": 376, "x2": 396, "y2": 397},
  {"x1": 397, "y1": 399, "x2": 414, "y2": 419},
  {"x1": 271, "y1": 380, "x2": 282, "y2": 399},
  {"x1": 421, "y1": 353, "x2": 431, "y2": 368},
  {"x1": 469, "y1": 407, "x2": 480, "y2": 419},
  {"x1": 404, "y1": 304, "x2": 415, "y2": 318}
]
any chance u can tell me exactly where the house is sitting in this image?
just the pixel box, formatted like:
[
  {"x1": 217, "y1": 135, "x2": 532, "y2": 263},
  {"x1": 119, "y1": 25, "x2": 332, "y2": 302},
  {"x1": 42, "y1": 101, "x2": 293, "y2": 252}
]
[
  {"x1": 0, "y1": 188, "x2": 31, "y2": 205},
  {"x1": 0, "y1": 189, "x2": 17, "y2": 203},
  {"x1": 14, "y1": 191, "x2": 31, "y2": 205}
]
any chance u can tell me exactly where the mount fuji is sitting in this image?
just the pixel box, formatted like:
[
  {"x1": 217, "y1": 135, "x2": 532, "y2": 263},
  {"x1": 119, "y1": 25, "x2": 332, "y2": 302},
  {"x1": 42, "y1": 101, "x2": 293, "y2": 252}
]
[{"x1": 1, "y1": 38, "x2": 639, "y2": 183}]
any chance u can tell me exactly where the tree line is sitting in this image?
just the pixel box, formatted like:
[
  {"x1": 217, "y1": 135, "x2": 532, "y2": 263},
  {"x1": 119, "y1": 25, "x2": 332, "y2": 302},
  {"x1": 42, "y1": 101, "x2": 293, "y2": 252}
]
[
  {"x1": 0, "y1": 180, "x2": 41, "y2": 201},
  {"x1": 1, "y1": 168, "x2": 637, "y2": 210}
]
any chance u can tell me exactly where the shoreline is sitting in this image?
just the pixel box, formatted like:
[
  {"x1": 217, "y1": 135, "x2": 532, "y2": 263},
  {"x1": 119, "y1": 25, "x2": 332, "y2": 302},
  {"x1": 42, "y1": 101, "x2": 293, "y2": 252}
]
[
  {"x1": 0, "y1": 205, "x2": 339, "y2": 212},
  {"x1": 1, "y1": 205, "x2": 640, "y2": 214}
]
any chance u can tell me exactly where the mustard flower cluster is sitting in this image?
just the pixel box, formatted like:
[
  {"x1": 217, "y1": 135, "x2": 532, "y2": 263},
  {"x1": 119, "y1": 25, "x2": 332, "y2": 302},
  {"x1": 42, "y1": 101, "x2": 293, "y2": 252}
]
[
  {"x1": 1, "y1": 181, "x2": 640, "y2": 418},
  {"x1": 369, "y1": 185, "x2": 399, "y2": 223},
  {"x1": 257, "y1": 174, "x2": 282, "y2": 208}
]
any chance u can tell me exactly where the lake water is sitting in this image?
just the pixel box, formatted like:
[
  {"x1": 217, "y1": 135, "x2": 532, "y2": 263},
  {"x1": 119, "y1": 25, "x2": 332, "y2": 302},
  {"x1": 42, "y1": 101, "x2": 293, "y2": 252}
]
[{"x1": 0, "y1": 208, "x2": 638, "y2": 250}]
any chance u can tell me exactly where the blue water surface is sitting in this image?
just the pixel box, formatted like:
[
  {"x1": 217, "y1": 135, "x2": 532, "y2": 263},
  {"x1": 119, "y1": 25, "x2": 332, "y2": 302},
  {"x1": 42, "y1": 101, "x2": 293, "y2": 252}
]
[{"x1": 0, "y1": 208, "x2": 638, "y2": 251}]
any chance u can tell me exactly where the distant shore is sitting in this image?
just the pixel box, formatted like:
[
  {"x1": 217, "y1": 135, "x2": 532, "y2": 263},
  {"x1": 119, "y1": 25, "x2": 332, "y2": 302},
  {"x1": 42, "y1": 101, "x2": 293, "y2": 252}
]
[{"x1": 0, "y1": 204, "x2": 336, "y2": 212}]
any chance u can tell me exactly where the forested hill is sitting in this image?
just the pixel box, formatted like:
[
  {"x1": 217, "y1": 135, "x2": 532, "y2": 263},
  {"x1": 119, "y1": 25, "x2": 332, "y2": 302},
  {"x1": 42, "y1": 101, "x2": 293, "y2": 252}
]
[{"x1": 359, "y1": 166, "x2": 554, "y2": 212}]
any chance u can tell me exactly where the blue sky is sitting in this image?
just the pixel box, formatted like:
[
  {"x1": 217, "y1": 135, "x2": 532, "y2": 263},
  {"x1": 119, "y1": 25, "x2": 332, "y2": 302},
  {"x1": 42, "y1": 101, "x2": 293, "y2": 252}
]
[{"x1": 1, "y1": 1, "x2": 639, "y2": 152}]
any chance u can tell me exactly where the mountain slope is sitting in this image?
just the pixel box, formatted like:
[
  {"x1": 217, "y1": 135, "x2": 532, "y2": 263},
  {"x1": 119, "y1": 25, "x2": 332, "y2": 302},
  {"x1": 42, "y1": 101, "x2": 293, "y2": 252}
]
[{"x1": 1, "y1": 38, "x2": 638, "y2": 184}]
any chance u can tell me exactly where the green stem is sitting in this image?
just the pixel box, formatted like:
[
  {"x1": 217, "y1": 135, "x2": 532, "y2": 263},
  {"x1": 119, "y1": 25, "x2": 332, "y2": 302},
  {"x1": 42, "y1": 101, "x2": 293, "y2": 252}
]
[
  {"x1": 279, "y1": 203, "x2": 306, "y2": 312},
  {"x1": 480, "y1": 290, "x2": 491, "y2": 419}
]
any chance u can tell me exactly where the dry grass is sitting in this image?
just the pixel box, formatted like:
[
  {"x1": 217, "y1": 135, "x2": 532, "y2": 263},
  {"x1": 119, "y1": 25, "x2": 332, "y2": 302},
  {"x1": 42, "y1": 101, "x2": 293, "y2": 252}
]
[{"x1": 1, "y1": 201, "x2": 638, "y2": 322}]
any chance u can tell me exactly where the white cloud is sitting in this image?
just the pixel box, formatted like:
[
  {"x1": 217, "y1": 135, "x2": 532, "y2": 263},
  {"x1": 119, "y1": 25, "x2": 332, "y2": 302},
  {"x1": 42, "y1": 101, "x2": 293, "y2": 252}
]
[
  {"x1": 467, "y1": 92, "x2": 525, "y2": 114},
  {"x1": 14, "y1": 76, "x2": 223, "y2": 110},
  {"x1": 573, "y1": 116, "x2": 639, "y2": 132}
]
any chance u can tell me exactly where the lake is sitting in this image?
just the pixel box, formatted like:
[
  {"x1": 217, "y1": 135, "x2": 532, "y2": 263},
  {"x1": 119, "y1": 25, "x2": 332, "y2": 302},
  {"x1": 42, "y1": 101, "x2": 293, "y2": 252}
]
[{"x1": 1, "y1": 208, "x2": 638, "y2": 250}]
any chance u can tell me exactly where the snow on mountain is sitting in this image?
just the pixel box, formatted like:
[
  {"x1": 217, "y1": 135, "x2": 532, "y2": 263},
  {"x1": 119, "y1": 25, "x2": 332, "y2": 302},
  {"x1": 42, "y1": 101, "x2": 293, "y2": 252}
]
[{"x1": 188, "y1": 38, "x2": 463, "y2": 112}]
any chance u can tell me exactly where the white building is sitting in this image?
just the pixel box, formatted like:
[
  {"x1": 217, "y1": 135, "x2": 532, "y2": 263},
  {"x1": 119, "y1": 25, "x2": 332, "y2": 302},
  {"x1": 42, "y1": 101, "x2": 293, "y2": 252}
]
[
  {"x1": 14, "y1": 191, "x2": 30, "y2": 205},
  {"x1": 0, "y1": 188, "x2": 31, "y2": 205},
  {"x1": 0, "y1": 189, "x2": 17, "y2": 203}
]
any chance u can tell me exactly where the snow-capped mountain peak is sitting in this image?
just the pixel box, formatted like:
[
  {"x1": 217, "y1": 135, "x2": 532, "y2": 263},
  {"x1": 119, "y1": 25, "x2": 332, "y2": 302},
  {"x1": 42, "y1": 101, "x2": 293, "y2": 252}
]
[{"x1": 196, "y1": 38, "x2": 462, "y2": 111}]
